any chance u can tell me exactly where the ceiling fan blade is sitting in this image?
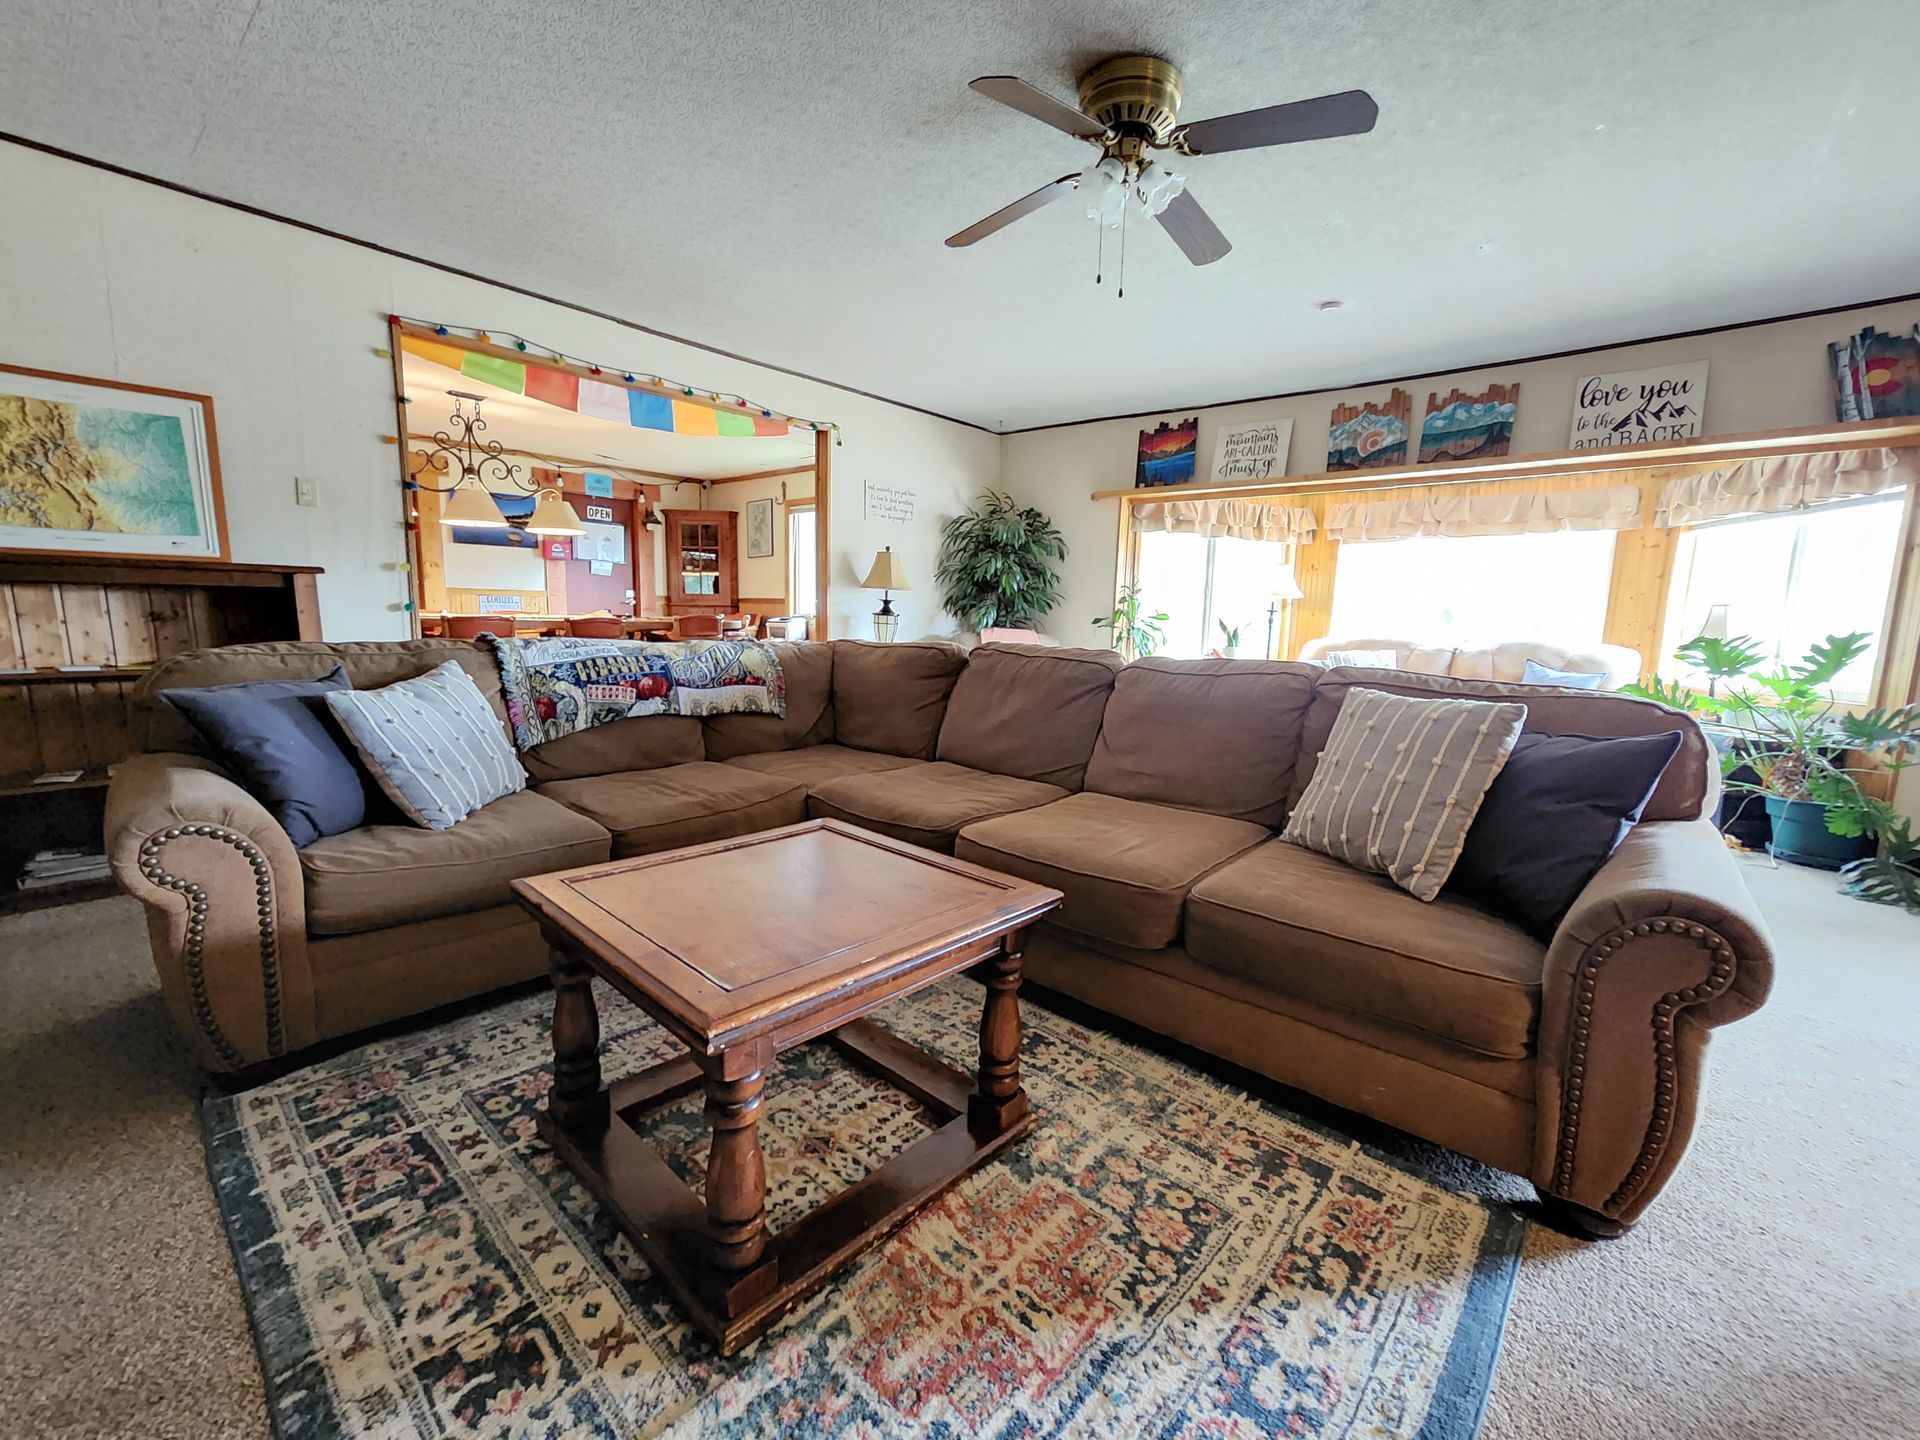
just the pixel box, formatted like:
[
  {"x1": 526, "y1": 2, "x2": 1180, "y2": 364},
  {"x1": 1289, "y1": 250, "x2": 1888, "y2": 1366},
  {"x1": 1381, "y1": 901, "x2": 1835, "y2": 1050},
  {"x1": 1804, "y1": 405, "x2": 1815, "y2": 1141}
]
[
  {"x1": 1156, "y1": 189, "x2": 1232, "y2": 266},
  {"x1": 946, "y1": 174, "x2": 1080, "y2": 248},
  {"x1": 968, "y1": 76, "x2": 1108, "y2": 142},
  {"x1": 1174, "y1": 88, "x2": 1378, "y2": 155}
]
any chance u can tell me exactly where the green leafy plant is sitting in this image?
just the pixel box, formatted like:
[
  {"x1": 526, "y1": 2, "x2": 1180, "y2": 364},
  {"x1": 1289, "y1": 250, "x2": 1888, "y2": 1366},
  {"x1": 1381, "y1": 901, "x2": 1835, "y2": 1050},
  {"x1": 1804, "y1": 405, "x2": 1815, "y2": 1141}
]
[
  {"x1": 1093, "y1": 584, "x2": 1168, "y2": 660},
  {"x1": 934, "y1": 490, "x2": 1068, "y2": 631},
  {"x1": 1217, "y1": 620, "x2": 1242, "y2": 650},
  {"x1": 1623, "y1": 631, "x2": 1920, "y2": 910}
]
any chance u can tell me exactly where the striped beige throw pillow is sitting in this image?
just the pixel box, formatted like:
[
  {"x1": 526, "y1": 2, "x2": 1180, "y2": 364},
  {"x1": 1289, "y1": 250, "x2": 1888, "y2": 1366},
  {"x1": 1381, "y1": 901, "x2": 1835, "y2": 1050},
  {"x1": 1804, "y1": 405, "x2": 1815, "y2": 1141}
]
[{"x1": 1282, "y1": 687, "x2": 1525, "y2": 901}]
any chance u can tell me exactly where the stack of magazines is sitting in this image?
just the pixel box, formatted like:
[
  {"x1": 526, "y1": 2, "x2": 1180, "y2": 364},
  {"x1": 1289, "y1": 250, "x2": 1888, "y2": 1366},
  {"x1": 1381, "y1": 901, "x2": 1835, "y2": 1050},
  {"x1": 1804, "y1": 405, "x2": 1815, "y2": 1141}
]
[{"x1": 16, "y1": 848, "x2": 112, "y2": 891}]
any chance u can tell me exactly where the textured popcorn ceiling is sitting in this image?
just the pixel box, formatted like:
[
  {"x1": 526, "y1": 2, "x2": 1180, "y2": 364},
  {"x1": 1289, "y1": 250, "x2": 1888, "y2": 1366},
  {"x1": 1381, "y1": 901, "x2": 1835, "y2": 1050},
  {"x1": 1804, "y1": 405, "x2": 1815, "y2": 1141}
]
[{"x1": 2, "y1": 0, "x2": 1916, "y2": 430}]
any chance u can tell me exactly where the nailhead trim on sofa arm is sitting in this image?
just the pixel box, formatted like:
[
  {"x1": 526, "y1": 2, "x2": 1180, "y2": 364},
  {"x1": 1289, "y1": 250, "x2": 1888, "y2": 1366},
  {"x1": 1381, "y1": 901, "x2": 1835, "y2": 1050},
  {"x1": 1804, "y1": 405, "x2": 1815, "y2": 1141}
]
[
  {"x1": 1551, "y1": 916, "x2": 1739, "y2": 1214},
  {"x1": 135, "y1": 824, "x2": 285, "y2": 1068}
]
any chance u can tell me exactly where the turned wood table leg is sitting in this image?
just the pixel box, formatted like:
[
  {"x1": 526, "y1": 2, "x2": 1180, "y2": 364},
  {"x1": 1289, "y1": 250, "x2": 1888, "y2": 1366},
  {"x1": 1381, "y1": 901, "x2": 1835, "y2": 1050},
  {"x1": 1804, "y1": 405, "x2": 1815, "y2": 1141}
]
[
  {"x1": 970, "y1": 928, "x2": 1030, "y2": 1135},
  {"x1": 547, "y1": 945, "x2": 608, "y2": 1132},
  {"x1": 704, "y1": 1067, "x2": 769, "y2": 1275}
]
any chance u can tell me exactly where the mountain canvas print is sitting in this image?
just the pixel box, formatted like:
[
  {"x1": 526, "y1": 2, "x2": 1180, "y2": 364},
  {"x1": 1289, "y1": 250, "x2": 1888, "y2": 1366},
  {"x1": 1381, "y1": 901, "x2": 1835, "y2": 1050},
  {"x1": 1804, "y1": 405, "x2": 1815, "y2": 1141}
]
[{"x1": 1135, "y1": 416, "x2": 1199, "y2": 487}]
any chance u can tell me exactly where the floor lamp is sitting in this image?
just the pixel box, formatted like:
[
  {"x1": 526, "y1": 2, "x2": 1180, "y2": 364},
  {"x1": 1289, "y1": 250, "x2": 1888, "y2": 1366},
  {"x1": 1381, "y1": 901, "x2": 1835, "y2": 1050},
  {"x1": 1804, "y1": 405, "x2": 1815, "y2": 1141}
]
[{"x1": 1265, "y1": 571, "x2": 1304, "y2": 659}]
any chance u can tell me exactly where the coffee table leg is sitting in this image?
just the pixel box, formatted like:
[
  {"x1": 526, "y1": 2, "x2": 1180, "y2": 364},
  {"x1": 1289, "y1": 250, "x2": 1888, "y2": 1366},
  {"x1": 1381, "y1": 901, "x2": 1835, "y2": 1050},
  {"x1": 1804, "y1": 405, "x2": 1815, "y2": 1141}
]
[
  {"x1": 970, "y1": 927, "x2": 1031, "y2": 1135},
  {"x1": 704, "y1": 1065, "x2": 769, "y2": 1275},
  {"x1": 547, "y1": 945, "x2": 609, "y2": 1132}
]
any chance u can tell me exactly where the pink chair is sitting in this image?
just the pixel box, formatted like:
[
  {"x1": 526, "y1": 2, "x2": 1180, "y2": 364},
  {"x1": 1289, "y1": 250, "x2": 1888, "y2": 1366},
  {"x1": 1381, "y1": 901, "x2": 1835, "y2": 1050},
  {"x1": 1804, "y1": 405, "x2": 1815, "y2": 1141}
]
[{"x1": 980, "y1": 627, "x2": 1041, "y2": 646}]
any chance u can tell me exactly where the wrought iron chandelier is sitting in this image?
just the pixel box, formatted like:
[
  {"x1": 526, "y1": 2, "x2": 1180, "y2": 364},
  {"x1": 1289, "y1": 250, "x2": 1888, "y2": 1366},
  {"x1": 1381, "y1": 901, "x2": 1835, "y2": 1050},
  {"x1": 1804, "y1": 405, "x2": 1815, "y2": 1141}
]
[{"x1": 410, "y1": 391, "x2": 584, "y2": 535}]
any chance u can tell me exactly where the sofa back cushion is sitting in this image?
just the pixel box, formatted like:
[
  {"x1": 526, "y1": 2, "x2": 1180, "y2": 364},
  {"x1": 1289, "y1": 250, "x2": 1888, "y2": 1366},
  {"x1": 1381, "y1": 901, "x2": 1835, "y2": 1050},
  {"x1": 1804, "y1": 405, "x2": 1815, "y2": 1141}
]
[
  {"x1": 831, "y1": 639, "x2": 968, "y2": 758},
  {"x1": 936, "y1": 644, "x2": 1122, "y2": 788},
  {"x1": 518, "y1": 717, "x2": 706, "y2": 783},
  {"x1": 701, "y1": 641, "x2": 835, "y2": 760},
  {"x1": 1292, "y1": 666, "x2": 1714, "y2": 821},
  {"x1": 1084, "y1": 658, "x2": 1320, "y2": 827},
  {"x1": 133, "y1": 639, "x2": 505, "y2": 754}
]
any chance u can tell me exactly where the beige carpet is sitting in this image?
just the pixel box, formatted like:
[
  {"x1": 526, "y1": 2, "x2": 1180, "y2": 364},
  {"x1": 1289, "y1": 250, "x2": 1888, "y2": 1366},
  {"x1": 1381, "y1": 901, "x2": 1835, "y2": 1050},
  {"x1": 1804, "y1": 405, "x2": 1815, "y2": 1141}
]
[{"x1": 1, "y1": 857, "x2": 1914, "y2": 1438}]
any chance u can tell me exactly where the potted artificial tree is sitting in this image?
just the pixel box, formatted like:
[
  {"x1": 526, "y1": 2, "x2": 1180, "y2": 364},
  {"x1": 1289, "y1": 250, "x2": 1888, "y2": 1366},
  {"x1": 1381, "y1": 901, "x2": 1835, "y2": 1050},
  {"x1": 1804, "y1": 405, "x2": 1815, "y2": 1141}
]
[
  {"x1": 1627, "y1": 631, "x2": 1920, "y2": 908},
  {"x1": 934, "y1": 491, "x2": 1068, "y2": 634}
]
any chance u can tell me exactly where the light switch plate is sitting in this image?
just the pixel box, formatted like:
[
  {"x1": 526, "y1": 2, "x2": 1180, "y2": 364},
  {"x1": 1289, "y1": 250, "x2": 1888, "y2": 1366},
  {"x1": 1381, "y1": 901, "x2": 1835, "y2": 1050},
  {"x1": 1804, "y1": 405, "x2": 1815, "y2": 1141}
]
[{"x1": 294, "y1": 475, "x2": 319, "y2": 507}]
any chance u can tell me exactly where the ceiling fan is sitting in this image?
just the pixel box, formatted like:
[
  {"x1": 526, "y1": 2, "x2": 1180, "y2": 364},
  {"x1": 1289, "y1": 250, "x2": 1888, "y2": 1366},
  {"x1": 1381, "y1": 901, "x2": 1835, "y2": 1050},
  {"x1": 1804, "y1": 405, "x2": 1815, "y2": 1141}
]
[{"x1": 947, "y1": 55, "x2": 1377, "y2": 273}]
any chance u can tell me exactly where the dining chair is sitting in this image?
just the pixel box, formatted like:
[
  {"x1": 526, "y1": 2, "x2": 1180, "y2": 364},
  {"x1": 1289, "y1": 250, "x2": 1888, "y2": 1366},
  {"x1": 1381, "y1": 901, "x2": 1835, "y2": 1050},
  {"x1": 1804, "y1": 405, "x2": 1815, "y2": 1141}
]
[
  {"x1": 566, "y1": 616, "x2": 625, "y2": 639},
  {"x1": 443, "y1": 614, "x2": 501, "y2": 640},
  {"x1": 677, "y1": 615, "x2": 723, "y2": 639}
]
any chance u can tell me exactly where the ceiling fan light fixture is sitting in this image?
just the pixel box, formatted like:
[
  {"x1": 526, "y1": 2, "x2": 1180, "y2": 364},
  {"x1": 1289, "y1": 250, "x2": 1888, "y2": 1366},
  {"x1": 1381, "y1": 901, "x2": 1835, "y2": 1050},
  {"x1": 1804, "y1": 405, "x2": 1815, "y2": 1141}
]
[{"x1": 1135, "y1": 160, "x2": 1186, "y2": 219}]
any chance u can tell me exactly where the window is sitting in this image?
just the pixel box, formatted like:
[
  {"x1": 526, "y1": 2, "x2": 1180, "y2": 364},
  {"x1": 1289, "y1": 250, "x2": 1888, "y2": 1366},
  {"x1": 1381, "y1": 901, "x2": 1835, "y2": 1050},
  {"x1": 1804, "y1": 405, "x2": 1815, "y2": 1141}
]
[
  {"x1": 1327, "y1": 529, "x2": 1618, "y2": 648},
  {"x1": 786, "y1": 504, "x2": 817, "y2": 617},
  {"x1": 1135, "y1": 530, "x2": 1292, "y2": 657},
  {"x1": 1661, "y1": 495, "x2": 1905, "y2": 701}
]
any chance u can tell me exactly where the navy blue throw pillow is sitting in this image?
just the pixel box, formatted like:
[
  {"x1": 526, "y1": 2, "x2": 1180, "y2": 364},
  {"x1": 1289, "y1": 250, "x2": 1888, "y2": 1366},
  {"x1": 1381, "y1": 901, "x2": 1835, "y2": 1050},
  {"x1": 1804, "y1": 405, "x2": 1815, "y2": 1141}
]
[
  {"x1": 161, "y1": 666, "x2": 366, "y2": 848},
  {"x1": 1449, "y1": 729, "x2": 1685, "y2": 940}
]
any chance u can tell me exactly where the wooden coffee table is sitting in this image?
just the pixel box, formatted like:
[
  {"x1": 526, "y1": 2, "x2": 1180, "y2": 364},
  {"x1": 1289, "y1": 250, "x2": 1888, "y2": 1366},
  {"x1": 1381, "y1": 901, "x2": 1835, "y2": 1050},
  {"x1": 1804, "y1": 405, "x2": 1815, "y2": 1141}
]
[{"x1": 511, "y1": 818, "x2": 1062, "y2": 1354}]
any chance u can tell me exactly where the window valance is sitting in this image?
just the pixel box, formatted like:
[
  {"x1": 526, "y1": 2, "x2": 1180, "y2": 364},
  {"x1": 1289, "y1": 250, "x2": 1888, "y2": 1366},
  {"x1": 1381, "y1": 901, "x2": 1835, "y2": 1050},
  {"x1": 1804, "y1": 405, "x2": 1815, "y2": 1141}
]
[
  {"x1": 1655, "y1": 447, "x2": 1917, "y2": 526},
  {"x1": 1323, "y1": 484, "x2": 1642, "y2": 542},
  {"x1": 1132, "y1": 498, "x2": 1317, "y2": 542}
]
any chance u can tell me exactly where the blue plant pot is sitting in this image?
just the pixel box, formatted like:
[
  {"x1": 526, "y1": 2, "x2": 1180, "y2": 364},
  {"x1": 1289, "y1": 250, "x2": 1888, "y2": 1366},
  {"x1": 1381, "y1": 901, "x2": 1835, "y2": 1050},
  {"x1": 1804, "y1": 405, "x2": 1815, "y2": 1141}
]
[{"x1": 1763, "y1": 795, "x2": 1873, "y2": 870}]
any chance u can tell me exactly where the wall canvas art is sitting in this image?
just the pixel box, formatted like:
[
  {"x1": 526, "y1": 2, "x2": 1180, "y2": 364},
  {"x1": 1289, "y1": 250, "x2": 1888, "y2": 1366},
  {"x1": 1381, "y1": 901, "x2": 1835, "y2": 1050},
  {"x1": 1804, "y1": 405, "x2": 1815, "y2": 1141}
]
[
  {"x1": 1326, "y1": 389, "x2": 1412, "y2": 470},
  {"x1": 1569, "y1": 362, "x2": 1707, "y2": 449},
  {"x1": 1135, "y1": 416, "x2": 1200, "y2": 487},
  {"x1": 1830, "y1": 325, "x2": 1920, "y2": 421},
  {"x1": 1209, "y1": 418, "x2": 1294, "y2": 482},
  {"x1": 745, "y1": 497, "x2": 775, "y2": 557},
  {"x1": 571, "y1": 520, "x2": 627, "y2": 566},
  {"x1": 0, "y1": 365, "x2": 227, "y2": 560},
  {"x1": 1418, "y1": 384, "x2": 1519, "y2": 464},
  {"x1": 450, "y1": 493, "x2": 540, "y2": 547}
]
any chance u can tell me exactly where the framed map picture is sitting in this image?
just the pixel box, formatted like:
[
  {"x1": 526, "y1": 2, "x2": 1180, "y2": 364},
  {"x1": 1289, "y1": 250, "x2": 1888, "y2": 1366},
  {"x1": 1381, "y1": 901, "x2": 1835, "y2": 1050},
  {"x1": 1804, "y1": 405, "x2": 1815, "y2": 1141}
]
[
  {"x1": 746, "y1": 497, "x2": 775, "y2": 557},
  {"x1": 0, "y1": 365, "x2": 228, "y2": 561}
]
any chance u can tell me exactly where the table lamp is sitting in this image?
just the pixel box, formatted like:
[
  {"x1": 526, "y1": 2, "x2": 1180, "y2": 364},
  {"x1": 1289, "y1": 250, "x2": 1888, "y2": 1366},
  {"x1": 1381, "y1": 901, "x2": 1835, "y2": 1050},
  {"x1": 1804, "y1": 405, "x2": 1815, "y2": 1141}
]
[{"x1": 860, "y1": 546, "x2": 910, "y2": 642}]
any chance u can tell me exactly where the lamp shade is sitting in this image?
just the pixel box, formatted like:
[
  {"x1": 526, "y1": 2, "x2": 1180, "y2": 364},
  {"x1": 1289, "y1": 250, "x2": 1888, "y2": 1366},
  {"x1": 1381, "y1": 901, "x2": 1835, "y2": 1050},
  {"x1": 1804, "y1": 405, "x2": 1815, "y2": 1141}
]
[
  {"x1": 1271, "y1": 571, "x2": 1305, "y2": 603},
  {"x1": 1700, "y1": 603, "x2": 1730, "y2": 640},
  {"x1": 860, "y1": 548, "x2": 911, "y2": 591},
  {"x1": 441, "y1": 481, "x2": 509, "y2": 528},
  {"x1": 527, "y1": 488, "x2": 587, "y2": 536}
]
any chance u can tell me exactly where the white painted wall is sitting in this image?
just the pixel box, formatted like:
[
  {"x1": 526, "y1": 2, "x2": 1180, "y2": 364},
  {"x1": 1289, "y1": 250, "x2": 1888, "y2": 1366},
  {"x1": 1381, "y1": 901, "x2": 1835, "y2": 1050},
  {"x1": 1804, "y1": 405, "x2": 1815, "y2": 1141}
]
[
  {"x1": 1001, "y1": 299, "x2": 1920, "y2": 648},
  {"x1": 0, "y1": 143, "x2": 999, "y2": 641}
]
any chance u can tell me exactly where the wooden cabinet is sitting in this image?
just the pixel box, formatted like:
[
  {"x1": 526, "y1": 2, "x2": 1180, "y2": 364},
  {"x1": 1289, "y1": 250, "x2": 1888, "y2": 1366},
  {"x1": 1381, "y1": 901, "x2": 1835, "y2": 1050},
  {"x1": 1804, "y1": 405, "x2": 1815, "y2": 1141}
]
[
  {"x1": 663, "y1": 509, "x2": 738, "y2": 614},
  {"x1": 0, "y1": 555, "x2": 323, "y2": 909}
]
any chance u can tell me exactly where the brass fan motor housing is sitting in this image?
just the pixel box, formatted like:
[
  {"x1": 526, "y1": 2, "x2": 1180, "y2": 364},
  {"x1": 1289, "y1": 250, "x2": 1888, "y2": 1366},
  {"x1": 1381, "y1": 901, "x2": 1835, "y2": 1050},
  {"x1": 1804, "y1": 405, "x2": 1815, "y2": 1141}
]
[{"x1": 1077, "y1": 55, "x2": 1184, "y2": 145}]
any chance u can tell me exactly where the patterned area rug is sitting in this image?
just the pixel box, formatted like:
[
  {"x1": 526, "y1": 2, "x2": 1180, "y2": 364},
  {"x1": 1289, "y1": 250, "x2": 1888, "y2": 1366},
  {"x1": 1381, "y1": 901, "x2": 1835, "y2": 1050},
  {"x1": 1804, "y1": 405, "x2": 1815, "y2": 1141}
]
[{"x1": 202, "y1": 978, "x2": 1524, "y2": 1439}]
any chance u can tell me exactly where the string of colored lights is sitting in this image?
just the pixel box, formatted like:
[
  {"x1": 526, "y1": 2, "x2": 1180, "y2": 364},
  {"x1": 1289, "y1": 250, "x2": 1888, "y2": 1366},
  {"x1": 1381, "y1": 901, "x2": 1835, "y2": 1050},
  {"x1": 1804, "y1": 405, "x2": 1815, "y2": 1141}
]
[{"x1": 387, "y1": 315, "x2": 843, "y2": 444}]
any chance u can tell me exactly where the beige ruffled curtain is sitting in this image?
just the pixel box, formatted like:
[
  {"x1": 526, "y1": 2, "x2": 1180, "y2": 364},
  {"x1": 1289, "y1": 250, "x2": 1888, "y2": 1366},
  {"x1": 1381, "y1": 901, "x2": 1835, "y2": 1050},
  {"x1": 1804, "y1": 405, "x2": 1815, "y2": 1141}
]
[
  {"x1": 1655, "y1": 447, "x2": 1917, "y2": 526},
  {"x1": 1132, "y1": 498, "x2": 1317, "y2": 542},
  {"x1": 1322, "y1": 483, "x2": 1642, "y2": 542}
]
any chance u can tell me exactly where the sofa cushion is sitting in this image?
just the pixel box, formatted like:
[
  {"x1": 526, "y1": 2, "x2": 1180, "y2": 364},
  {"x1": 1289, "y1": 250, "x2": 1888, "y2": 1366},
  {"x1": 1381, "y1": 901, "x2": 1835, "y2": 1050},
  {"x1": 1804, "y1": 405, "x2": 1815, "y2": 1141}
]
[
  {"x1": 300, "y1": 789, "x2": 609, "y2": 936},
  {"x1": 956, "y1": 792, "x2": 1267, "y2": 949},
  {"x1": 831, "y1": 640, "x2": 968, "y2": 758},
  {"x1": 133, "y1": 638, "x2": 504, "y2": 755},
  {"x1": 519, "y1": 716, "x2": 705, "y2": 783},
  {"x1": 809, "y1": 761, "x2": 1066, "y2": 853},
  {"x1": 537, "y1": 761, "x2": 807, "y2": 858},
  {"x1": 1084, "y1": 657, "x2": 1320, "y2": 827},
  {"x1": 1294, "y1": 666, "x2": 1715, "y2": 822},
  {"x1": 936, "y1": 644, "x2": 1122, "y2": 788},
  {"x1": 1185, "y1": 838, "x2": 1544, "y2": 1060},
  {"x1": 702, "y1": 641, "x2": 834, "y2": 759},
  {"x1": 723, "y1": 744, "x2": 923, "y2": 790}
]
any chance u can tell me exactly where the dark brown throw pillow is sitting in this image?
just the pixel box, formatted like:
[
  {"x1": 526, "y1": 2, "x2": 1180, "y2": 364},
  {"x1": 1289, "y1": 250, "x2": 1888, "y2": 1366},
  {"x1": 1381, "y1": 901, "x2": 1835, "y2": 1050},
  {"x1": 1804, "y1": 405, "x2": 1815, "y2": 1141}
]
[{"x1": 1450, "y1": 729, "x2": 1686, "y2": 940}]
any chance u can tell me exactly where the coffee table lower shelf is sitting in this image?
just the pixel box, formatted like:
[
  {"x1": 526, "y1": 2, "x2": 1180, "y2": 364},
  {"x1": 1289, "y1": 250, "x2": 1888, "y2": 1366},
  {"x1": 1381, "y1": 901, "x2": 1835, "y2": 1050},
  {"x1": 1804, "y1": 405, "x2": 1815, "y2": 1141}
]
[{"x1": 536, "y1": 1016, "x2": 1037, "y2": 1355}]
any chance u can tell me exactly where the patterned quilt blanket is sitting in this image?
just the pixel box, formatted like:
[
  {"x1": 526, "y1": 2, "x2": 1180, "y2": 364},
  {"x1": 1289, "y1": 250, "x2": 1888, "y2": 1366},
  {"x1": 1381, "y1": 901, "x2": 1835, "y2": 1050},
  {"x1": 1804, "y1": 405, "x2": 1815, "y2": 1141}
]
[{"x1": 484, "y1": 635, "x2": 784, "y2": 750}]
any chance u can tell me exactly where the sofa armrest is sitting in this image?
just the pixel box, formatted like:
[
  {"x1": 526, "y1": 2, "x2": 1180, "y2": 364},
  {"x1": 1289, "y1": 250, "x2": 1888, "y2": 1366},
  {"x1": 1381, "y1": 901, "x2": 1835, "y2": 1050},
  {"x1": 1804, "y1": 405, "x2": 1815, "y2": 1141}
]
[
  {"x1": 1533, "y1": 818, "x2": 1774, "y2": 1228},
  {"x1": 106, "y1": 753, "x2": 315, "y2": 1071}
]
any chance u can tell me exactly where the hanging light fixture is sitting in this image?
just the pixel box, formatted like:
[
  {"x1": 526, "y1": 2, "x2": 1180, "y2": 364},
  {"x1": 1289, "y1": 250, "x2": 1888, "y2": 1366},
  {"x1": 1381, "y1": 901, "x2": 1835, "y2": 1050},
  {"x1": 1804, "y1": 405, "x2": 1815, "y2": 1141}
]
[{"x1": 410, "y1": 391, "x2": 581, "y2": 535}]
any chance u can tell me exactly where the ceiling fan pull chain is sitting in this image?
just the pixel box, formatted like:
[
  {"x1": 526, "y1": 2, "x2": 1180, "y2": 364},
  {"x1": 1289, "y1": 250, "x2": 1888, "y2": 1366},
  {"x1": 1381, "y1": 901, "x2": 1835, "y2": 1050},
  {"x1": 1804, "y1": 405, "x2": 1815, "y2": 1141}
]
[
  {"x1": 1117, "y1": 192, "x2": 1128, "y2": 299},
  {"x1": 1096, "y1": 222, "x2": 1104, "y2": 287}
]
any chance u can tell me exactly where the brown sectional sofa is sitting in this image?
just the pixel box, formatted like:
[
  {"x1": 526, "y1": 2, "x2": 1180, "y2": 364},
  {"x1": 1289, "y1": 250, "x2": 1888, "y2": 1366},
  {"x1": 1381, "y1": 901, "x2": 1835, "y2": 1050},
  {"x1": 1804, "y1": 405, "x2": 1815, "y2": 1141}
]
[{"x1": 107, "y1": 636, "x2": 1775, "y2": 1235}]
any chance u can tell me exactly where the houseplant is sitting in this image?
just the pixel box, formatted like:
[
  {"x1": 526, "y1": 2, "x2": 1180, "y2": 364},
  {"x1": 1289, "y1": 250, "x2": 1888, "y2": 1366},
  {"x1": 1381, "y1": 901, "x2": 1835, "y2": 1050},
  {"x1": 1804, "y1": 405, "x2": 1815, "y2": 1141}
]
[
  {"x1": 1217, "y1": 621, "x2": 1241, "y2": 658},
  {"x1": 934, "y1": 490, "x2": 1068, "y2": 632},
  {"x1": 1626, "y1": 632, "x2": 1920, "y2": 910},
  {"x1": 1093, "y1": 584, "x2": 1168, "y2": 660}
]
